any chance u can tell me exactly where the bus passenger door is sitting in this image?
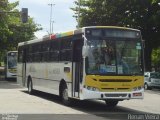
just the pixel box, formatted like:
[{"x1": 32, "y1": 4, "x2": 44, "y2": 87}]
[
  {"x1": 72, "y1": 39, "x2": 83, "y2": 98},
  {"x1": 22, "y1": 49, "x2": 27, "y2": 87}
]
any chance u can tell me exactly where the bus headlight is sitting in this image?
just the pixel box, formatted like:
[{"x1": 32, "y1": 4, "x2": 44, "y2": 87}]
[
  {"x1": 138, "y1": 86, "x2": 142, "y2": 90},
  {"x1": 87, "y1": 86, "x2": 91, "y2": 90},
  {"x1": 86, "y1": 86, "x2": 99, "y2": 91},
  {"x1": 133, "y1": 87, "x2": 137, "y2": 91},
  {"x1": 133, "y1": 86, "x2": 143, "y2": 91}
]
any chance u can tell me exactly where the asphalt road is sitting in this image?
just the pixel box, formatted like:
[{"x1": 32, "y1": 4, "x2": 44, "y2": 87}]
[{"x1": 0, "y1": 80, "x2": 160, "y2": 120}]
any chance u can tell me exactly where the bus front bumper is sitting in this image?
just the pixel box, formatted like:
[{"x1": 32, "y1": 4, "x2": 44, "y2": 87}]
[{"x1": 81, "y1": 88, "x2": 144, "y2": 100}]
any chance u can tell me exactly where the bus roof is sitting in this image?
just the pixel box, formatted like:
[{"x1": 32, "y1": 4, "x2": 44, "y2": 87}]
[
  {"x1": 7, "y1": 51, "x2": 18, "y2": 53},
  {"x1": 84, "y1": 26, "x2": 140, "y2": 31},
  {"x1": 18, "y1": 26, "x2": 140, "y2": 46}
]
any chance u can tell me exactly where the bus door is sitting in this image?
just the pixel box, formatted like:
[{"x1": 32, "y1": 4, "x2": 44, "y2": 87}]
[
  {"x1": 72, "y1": 39, "x2": 83, "y2": 98},
  {"x1": 22, "y1": 48, "x2": 27, "y2": 86}
]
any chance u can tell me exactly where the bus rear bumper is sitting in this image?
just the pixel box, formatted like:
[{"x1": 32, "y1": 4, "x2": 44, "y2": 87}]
[{"x1": 81, "y1": 88, "x2": 144, "y2": 100}]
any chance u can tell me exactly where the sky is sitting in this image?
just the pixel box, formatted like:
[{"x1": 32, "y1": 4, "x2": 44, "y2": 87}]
[{"x1": 8, "y1": 0, "x2": 77, "y2": 38}]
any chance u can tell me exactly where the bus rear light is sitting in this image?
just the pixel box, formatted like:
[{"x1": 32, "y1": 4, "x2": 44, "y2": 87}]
[{"x1": 133, "y1": 92, "x2": 142, "y2": 96}]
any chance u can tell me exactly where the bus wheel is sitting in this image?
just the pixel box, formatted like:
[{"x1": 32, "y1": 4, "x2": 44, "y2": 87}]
[
  {"x1": 105, "y1": 100, "x2": 118, "y2": 108},
  {"x1": 61, "y1": 85, "x2": 70, "y2": 106},
  {"x1": 28, "y1": 79, "x2": 33, "y2": 95}
]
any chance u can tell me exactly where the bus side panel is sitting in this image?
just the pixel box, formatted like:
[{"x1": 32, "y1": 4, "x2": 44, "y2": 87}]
[
  {"x1": 62, "y1": 62, "x2": 72, "y2": 97},
  {"x1": 25, "y1": 62, "x2": 72, "y2": 96},
  {"x1": 17, "y1": 63, "x2": 23, "y2": 86}
]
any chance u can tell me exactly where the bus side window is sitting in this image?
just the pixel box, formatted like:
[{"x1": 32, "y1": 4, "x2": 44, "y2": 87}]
[
  {"x1": 73, "y1": 39, "x2": 83, "y2": 62},
  {"x1": 60, "y1": 38, "x2": 72, "y2": 61},
  {"x1": 25, "y1": 46, "x2": 29, "y2": 62},
  {"x1": 18, "y1": 47, "x2": 23, "y2": 63},
  {"x1": 50, "y1": 40, "x2": 60, "y2": 61},
  {"x1": 28, "y1": 45, "x2": 34, "y2": 63},
  {"x1": 34, "y1": 43, "x2": 42, "y2": 62},
  {"x1": 41, "y1": 41, "x2": 50, "y2": 62}
]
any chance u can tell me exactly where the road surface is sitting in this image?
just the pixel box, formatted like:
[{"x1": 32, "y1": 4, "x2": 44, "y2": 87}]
[{"x1": 0, "y1": 81, "x2": 159, "y2": 120}]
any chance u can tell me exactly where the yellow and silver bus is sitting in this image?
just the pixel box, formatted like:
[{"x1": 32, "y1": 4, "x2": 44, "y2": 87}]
[
  {"x1": 4, "y1": 51, "x2": 17, "y2": 80},
  {"x1": 17, "y1": 26, "x2": 144, "y2": 107}
]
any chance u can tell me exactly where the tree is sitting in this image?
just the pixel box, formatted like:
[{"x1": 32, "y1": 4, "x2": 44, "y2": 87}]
[
  {"x1": 0, "y1": 0, "x2": 12, "y2": 64},
  {"x1": 152, "y1": 47, "x2": 160, "y2": 71},
  {"x1": 0, "y1": 0, "x2": 11, "y2": 48},
  {"x1": 72, "y1": 0, "x2": 160, "y2": 71},
  {"x1": 0, "y1": 0, "x2": 42, "y2": 63}
]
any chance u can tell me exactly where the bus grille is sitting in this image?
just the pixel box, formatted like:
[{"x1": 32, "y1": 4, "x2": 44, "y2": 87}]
[
  {"x1": 105, "y1": 93, "x2": 127, "y2": 97},
  {"x1": 99, "y1": 79, "x2": 132, "y2": 82},
  {"x1": 102, "y1": 88, "x2": 129, "y2": 90}
]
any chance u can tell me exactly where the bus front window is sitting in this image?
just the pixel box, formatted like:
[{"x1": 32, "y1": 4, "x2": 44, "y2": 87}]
[
  {"x1": 86, "y1": 39, "x2": 116, "y2": 74},
  {"x1": 116, "y1": 40, "x2": 142, "y2": 75},
  {"x1": 8, "y1": 54, "x2": 17, "y2": 69},
  {"x1": 86, "y1": 39, "x2": 143, "y2": 75}
]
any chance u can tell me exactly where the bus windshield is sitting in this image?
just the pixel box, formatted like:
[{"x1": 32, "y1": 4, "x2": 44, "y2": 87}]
[
  {"x1": 8, "y1": 53, "x2": 17, "y2": 69},
  {"x1": 86, "y1": 38, "x2": 143, "y2": 75}
]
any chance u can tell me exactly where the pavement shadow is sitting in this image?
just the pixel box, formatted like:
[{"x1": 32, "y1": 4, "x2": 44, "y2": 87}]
[
  {"x1": 0, "y1": 80, "x2": 22, "y2": 89},
  {"x1": 21, "y1": 90, "x2": 157, "y2": 120}
]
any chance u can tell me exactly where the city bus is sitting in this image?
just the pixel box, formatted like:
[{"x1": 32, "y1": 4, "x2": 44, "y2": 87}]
[
  {"x1": 4, "y1": 51, "x2": 17, "y2": 80},
  {"x1": 17, "y1": 26, "x2": 144, "y2": 107}
]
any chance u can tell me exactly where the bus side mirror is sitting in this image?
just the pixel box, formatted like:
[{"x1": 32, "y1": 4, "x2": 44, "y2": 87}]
[{"x1": 82, "y1": 46, "x2": 89, "y2": 57}]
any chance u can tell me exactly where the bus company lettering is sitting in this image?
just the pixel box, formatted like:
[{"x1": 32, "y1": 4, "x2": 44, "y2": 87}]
[
  {"x1": 29, "y1": 66, "x2": 36, "y2": 72},
  {"x1": 52, "y1": 68, "x2": 60, "y2": 74}
]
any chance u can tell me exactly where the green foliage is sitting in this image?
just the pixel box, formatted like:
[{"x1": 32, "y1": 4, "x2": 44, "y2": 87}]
[
  {"x1": 72, "y1": 0, "x2": 160, "y2": 70},
  {"x1": 152, "y1": 47, "x2": 160, "y2": 68},
  {"x1": 0, "y1": 0, "x2": 42, "y2": 63},
  {"x1": 0, "y1": 0, "x2": 11, "y2": 42}
]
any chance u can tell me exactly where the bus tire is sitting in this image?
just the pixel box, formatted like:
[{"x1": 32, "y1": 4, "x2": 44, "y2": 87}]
[
  {"x1": 61, "y1": 85, "x2": 70, "y2": 106},
  {"x1": 28, "y1": 78, "x2": 34, "y2": 95},
  {"x1": 105, "y1": 100, "x2": 118, "y2": 108}
]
